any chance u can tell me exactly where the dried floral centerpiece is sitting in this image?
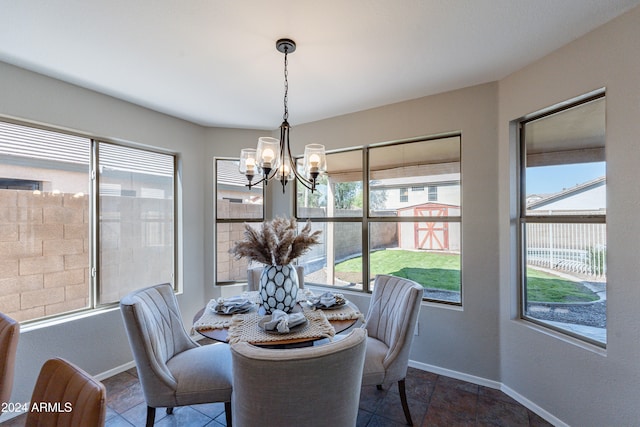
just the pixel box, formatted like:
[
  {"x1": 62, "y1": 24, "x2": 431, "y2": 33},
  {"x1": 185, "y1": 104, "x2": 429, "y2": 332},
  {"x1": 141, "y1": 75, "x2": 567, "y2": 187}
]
[{"x1": 230, "y1": 217, "x2": 321, "y2": 313}]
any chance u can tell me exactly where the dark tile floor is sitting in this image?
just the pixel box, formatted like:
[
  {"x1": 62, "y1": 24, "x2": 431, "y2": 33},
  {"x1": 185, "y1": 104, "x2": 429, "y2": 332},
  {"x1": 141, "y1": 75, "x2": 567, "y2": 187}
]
[{"x1": 1, "y1": 363, "x2": 552, "y2": 427}]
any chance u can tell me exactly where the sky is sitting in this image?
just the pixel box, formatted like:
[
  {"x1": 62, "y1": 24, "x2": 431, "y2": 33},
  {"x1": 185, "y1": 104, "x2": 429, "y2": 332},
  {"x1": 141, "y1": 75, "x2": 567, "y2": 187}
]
[{"x1": 526, "y1": 162, "x2": 606, "y2": 195}]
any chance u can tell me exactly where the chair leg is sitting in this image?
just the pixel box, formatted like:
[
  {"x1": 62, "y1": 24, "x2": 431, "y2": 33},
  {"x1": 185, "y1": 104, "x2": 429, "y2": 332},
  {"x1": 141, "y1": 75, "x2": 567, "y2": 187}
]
[
  {"x1": 166, "y1": 407, "x2": 174, "y2": 415},
  {"x1": 398, "y1": 379, "x2": 413, "y2": 426},
  {"x1": 146, "y1": 406, "x2": 156, "y2": 427},
  {"x1": 225, "y1": 401, "x2": 232, "y2": 426}
]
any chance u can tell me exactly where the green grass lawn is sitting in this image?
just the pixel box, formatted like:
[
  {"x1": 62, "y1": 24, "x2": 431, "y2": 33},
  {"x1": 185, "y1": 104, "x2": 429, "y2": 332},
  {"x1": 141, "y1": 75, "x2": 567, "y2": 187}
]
[
  {"x1": 335, "y1": 249, "x2": 598, "y2": 303},
  {"x1": 526, "y1": 268, "x2": 599, "y2": 303},
  {"x1": 335, "y1": 249, "x2": 460, "y2": 291}
]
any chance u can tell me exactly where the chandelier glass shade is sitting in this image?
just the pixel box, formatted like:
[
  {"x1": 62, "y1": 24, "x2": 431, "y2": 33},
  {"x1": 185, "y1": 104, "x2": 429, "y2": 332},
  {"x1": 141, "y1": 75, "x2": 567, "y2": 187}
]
[{"x1": 239, "y1": 39, "x2": 326, "y2": 193}]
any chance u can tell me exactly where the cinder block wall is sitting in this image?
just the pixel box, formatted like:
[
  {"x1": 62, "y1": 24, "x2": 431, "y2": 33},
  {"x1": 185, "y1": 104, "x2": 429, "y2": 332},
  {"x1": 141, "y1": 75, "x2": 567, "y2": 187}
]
[
  {"x1": 216, "y1": 199, "x2": 262, "y2": 281},
  {"x1": 0, "y1": 189, "x2": 89, "y2": 321}
]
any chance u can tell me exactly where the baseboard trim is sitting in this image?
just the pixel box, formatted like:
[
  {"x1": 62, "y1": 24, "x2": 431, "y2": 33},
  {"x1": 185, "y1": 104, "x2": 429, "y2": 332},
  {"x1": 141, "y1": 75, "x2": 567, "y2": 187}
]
[
  {"x1": 408, "y1": 359, "x2": 567, "y2": 427},
  {"x1": 500, "y1": 383, "x2": 568, "y2": 427},
  {"x1": 409, "y1": 360, "x2": 501, "y2": 389},
  {"x1": 93, "y1": 360, "x2": 136, "y2": 381}
]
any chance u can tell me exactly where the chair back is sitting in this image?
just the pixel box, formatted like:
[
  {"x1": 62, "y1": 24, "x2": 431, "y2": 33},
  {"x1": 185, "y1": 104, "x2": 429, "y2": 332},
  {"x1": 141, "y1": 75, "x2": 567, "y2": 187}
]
[
  {"x1": 364, "y1": 275, "x2": 422, "y2": 378},
  {"x1": 120, "y1": 283, "x2": 197, "y2": 404},
  {"x1": 26, "y1": 357, "x2": 106, "y2": 427},
  {"x1": 247, "y1": 265, "x2": 305, "y2": 291},
  {"x1": 231, "y1": 328, "x2": 367, "y2": 427},
  {"x1": 0, "y1": 312, "x2": 19, "y2": 405}
]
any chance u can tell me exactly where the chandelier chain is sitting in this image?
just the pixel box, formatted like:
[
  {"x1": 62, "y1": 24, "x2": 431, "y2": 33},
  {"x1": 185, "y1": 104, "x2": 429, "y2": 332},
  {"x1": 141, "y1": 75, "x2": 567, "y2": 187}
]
[{"x1": 283, "y1": 48, "x2": 289, "y2": 122}]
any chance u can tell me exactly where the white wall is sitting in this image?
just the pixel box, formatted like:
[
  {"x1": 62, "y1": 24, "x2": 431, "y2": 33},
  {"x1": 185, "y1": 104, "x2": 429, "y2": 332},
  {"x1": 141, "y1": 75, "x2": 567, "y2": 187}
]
[
  {"x1": 498, "y1": 6, "x2": 640, "y2": 426},
  {"x1": 288, "y1": 82, "x2": 502, "y2": 381}
]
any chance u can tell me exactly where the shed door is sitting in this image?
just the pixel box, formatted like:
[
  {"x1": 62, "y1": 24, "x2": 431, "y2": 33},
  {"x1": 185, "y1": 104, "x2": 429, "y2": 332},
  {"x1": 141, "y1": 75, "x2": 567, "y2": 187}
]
[{"x1": 415, "y1": 206, "x2": 449, "y2": 250}]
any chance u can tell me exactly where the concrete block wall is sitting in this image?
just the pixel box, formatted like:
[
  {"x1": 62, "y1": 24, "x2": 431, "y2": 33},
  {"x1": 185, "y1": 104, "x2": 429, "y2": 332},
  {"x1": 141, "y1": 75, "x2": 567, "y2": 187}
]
[
  {"x1": 0, "y1": 189, "x2": 89, "y2": 321},
  {"x1": 216, "y1": 199, "x2": 262, "y2": 282},
  {"x1": 99, "y1": 195, "x2": 174, "y2": 303}
]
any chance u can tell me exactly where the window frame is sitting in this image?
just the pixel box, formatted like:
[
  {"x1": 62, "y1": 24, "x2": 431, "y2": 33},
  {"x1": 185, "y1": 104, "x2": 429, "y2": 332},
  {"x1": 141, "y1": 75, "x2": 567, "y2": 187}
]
[
  {"x1": 214, "y1": 157, "x2": 265, "y2": 285},
  {"x1": 294, "y1": 147, "x2": 365, "y2": 290},
  {"x1": 517, "y1": 92, "x2": 607, "y2": 347},
  {"x1": 295, "y1": 133, "x2": 462, "y2": 306},
  {"x1": 95, "y1": 140, "x2": 177, "y2": 306},
  {"x1": 0, "y1": 117, "x2": 178, "y2": 325}
]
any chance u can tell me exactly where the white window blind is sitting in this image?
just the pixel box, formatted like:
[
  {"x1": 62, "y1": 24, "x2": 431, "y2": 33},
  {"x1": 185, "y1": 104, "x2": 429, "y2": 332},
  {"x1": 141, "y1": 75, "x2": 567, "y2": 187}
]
[{"x1": 0, "y1": 121, "x2": 89, "y2": 164}]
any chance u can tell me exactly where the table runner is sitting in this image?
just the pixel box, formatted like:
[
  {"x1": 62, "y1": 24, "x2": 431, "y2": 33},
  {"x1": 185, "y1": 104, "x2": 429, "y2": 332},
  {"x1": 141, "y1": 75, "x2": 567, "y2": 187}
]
[{"x1": 227, "y1": 309, "x2": 335, "y2": 345}]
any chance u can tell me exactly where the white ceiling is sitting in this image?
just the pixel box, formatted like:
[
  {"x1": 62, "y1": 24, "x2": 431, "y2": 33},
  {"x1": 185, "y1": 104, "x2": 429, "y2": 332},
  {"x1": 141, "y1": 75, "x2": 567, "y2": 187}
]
[{"x1": 1, "y1": 1, "x2": 638, "y2": 129}]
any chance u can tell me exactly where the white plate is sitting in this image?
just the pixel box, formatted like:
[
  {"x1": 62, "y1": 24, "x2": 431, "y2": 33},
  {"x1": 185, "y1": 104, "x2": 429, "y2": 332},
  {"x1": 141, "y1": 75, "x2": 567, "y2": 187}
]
[{"x1": 258, "y1": 316, "x2": 309, "y2": 334}]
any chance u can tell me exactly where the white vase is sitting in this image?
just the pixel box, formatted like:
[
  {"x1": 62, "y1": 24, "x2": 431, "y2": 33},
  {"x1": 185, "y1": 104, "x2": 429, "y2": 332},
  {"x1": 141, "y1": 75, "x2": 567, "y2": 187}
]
[{"x1": 259, "y1": 264, "x2": 299, "y2": 314}]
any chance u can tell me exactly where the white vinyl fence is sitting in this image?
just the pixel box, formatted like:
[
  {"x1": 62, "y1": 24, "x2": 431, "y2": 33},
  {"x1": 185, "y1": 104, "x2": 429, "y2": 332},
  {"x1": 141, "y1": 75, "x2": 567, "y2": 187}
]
[{"x1": 526, "y1": 223, "x2": 606, "y2": 279}]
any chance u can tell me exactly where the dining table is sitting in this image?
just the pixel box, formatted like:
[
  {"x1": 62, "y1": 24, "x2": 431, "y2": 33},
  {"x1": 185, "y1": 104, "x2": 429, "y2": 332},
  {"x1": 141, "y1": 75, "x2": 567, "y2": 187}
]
[{"x1": 192, "y1": 290, "x2": 363, "y2": 348}]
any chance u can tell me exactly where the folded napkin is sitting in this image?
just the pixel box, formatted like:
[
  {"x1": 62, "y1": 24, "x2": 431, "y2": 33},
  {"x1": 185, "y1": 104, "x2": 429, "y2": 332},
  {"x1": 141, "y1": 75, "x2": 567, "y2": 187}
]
[
  {"x1": 263, "y1": 310, "x2": 306, "y2": 333},
  {"x1": 213, "y1": 296, "x2": 252, "y2": 314},
  {"x1": 308, "y1": 292, "x2": 345, "y2": 309}
]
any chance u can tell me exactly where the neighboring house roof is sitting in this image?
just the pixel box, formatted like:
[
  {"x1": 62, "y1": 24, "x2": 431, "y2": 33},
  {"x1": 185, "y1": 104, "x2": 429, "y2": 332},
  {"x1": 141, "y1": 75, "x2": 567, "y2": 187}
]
[{"x1": 527, "y1": 176, "x2": 606, "y2": 210}]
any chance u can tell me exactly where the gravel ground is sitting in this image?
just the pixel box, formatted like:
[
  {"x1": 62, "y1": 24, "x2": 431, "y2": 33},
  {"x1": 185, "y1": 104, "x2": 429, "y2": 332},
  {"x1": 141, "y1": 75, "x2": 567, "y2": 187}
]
[
  {"x1": 423, "y1": 289, "x2": 460, "y2": 303},
  {"x1": 423, "y1": 288, "x2": 606, "y2": 329},
  {"x1": 526, "y1": 301, "x2": 606, "y2": 328}
]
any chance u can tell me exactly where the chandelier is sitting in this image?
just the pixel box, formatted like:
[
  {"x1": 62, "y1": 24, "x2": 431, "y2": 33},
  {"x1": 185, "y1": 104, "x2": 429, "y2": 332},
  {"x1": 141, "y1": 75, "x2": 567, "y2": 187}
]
[{"x1": 238, "y1": 38, "x2": 326, "y2": 193}]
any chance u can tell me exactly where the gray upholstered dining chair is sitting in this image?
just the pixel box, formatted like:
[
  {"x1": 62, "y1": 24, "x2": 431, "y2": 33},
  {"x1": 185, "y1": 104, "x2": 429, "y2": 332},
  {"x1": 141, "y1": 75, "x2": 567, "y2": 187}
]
[
  {"x1": 247, "y1": 264, "x2": 305, "y2": 291},
  {"x1": 120, "y1": 283, "x2": 232, "y2": 427},
  {"x1": 0, "y1": 312, "x2": 19, "y2": 408},
  {"x1": 230, "y1": 328, "x2": 367, "y2": 427},
  {"x1": 362, "y1": 275, "x2": 423, "y2": 425},
  {"x1": 26, "y1": 357, "x2": 106, "y2": 427}
]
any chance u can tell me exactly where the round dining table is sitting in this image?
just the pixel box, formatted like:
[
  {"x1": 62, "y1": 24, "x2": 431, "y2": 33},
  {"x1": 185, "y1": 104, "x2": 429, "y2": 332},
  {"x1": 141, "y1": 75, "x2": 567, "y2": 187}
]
[{"x1": 192, "y1": 301, "x2": 360, "y2": 348}]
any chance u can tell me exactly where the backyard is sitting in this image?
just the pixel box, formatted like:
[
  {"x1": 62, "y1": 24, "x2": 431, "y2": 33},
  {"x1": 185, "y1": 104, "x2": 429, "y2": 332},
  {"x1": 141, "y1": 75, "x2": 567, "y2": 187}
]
[{"x1": 334, "y1": 249, "x2": 599, "y2": 303}]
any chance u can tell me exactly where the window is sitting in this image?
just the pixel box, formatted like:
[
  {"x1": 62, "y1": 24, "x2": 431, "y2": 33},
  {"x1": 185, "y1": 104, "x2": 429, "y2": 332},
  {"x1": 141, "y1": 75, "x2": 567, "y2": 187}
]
[
  {"x1": 215, "y1": 158, "x2": 264, "y2": 284},
  {"x1": 399, "y1": 187, "x2": 409, "y2": 203},
  {"x1": 519, "y1": 93, "x2": 606, "y2": 346},
  {"x1": 0, "y1": 179, "x2": 42, "y2": 190},
  {"x1": 296, "y1": 135, "x2": 462, "y2": 305},
  {"x1": 369, "y1": 136, "x2": 461, "y2": 303},
  {"x1": 98, "y1": 143, "x2": 175, "y2": 304},
  {"x1": 296, "y1": 149, "x2": 364, "y2": 289},
  {"x1": 0, "y1": 119, "x2": 176, "y2": 323},
  {"x1": 428, "y1": 185, "x2": 437, "y2": 201}
]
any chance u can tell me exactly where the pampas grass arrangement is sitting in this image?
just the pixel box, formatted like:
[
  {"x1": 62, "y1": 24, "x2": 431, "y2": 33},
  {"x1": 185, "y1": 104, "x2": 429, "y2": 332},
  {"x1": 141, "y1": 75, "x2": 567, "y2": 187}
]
[{"x1": 229, "y1": 217, "x2": 321, "y2": 266}]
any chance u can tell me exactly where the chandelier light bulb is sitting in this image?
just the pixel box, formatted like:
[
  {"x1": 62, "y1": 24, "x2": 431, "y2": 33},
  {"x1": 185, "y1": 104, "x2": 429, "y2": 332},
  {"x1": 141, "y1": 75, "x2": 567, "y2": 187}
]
[
  {"x1": 261, "y1": 148, "x2": 275, "y2": 166},
  {"x1": 245, "y1": 157, "x2": 256, "y2": 173},
  {"x1": 308, "y1": 153, "x2": 321, "y2": 170}
]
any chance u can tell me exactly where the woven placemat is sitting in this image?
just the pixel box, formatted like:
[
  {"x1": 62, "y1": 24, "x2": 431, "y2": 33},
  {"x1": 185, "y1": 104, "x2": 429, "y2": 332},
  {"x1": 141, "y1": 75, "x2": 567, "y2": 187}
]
[
  {"x1": 301, "y1": 302, "x2": 364, "y2": 322},
  {"x1": 228, "y1": 309, "x2": 335, "y2": 345},
  {"x1": 296, "y1": 290, "x2": 364, "y2": 322},
  {"x1": 193, "y1": 298, "x2": 258, "y2": 331}
]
